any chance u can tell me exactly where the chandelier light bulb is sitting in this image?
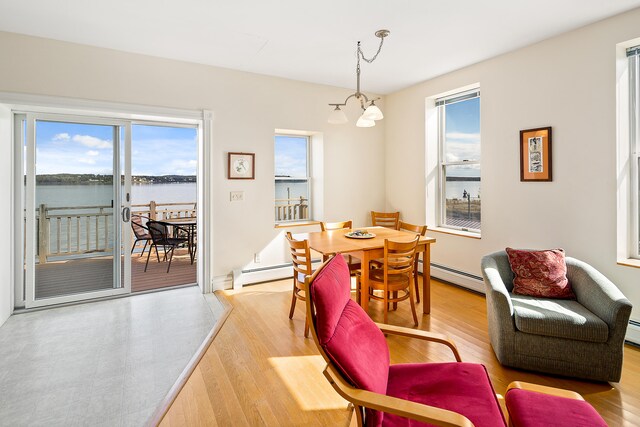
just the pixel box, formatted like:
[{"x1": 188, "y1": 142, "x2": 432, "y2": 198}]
[
  {"x1": 327, "y1": 106, "x2": 348, "y2": 124},
  {"x1": 362, "y1": 103, "x2": 383, "y2": 121},
  {"x1": 356, "y1": 115, "x2": 376, "y2": 128}
]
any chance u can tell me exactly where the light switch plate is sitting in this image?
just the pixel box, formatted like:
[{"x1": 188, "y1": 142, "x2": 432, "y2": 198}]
[{"x1": 230, "y1": 191, "x2": 244, "y2": 202}]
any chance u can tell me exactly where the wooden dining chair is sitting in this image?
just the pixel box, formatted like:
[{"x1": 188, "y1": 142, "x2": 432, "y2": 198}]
[
  {"x1": 319, "y1": 220, "x2": 361, "y2": 275},
  {"x1": 398, "y1": 221, "x2": 427, "y2": 303},
  {"x1": 358, "y1": 236, "x2": 420, "y2": 326},
  {"x1": 285, "y1": 232, "x2": 312, "y2": 338},
  {"x1": 371, "y1": 211, "x2": 400, "y2": 229}
]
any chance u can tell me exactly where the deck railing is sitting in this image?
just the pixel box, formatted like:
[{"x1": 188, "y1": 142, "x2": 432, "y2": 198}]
[
  {"x1": 36, "y1": 201, "x2": 196, "y2": 263},
  {"x1": 275, "y1": 197, "x2": 308, "y2": 222}
]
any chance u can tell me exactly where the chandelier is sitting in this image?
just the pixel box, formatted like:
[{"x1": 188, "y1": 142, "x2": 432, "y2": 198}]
[{"x1": 328, "y1": 29, "x2": 390, "y2": 128}]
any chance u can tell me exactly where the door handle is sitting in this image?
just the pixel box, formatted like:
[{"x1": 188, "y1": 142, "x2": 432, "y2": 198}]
[{"x1": 122, "y1": 207, "x2": 130, "y2": 222}]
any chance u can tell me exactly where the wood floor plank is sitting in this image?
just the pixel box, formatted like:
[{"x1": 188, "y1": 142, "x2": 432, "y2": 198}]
[{"x1": 159, "y1": 276, "x2": 640, "y2": 426}]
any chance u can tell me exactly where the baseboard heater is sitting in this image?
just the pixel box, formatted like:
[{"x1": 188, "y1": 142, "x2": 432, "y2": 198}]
[
  {"x1": 425, "y1": 261, "x2": 485, "y2": 294},
  {"x1": 235, "y1": 259, "x2": 323, "y2": 287},
  {"x1": 627, "y1": 320, "x2": 640, "y2": 346}
]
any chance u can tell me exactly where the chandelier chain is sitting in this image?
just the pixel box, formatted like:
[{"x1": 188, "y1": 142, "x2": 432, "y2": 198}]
[{"x1": 358, "y1": 35, "x2": 385, "y2": 64}]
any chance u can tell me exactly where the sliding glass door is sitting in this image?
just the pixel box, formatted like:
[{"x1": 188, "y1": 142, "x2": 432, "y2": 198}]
[{"x1": 21, "y1": 114, "x2": 131, "y2": 307}]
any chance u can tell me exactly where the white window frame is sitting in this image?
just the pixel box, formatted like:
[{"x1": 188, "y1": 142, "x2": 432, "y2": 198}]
[
  {"x1": 435, "y1": 89, "x2": 481, "y2": 233},
  {"x1": 629, "y1": 46, "x2": 640, "y2": 259},
  {"x1": 274, "y1": 133, "x2": 312, "y2": 223}
]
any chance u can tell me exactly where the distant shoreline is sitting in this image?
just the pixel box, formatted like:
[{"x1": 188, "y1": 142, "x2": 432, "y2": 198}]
[{"x1": 35, "y1": 174, "x2": 196, "y2": 185}]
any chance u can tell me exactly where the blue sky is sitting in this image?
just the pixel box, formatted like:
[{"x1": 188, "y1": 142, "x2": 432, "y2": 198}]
[
  {"x1": 275, "y1": 135, "x2": 307, "y2": 177},
  {"x1": 444, "y1": 96, "x2": 480, "y2": 177},
  {"x1": 35, "y1": 121, "x2": 197, "y2": 175}
]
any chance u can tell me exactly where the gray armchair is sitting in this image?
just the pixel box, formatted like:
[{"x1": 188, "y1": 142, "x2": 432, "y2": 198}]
[{"x1": 481, "y1": 250, "x2": 632, "y2": 382}]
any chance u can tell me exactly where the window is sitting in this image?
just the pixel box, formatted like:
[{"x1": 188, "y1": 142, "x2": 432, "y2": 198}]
[
  {"x1": 436, "y1": 89, "x2": 481, "y2": 232},
  {"x1": 274, "y1": 134, "x2": 311, "y2": 222},
  {"x1": 629, "y1": 45, "x2": 640, "y2": 258}
]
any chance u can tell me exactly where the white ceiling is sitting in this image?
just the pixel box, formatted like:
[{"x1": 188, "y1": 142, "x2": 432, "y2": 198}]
[{"x1": 1, "y1": 1, "x2": 640, "y2": 94}]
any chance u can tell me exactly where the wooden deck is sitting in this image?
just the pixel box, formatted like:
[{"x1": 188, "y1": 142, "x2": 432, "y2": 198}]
[{"x1": 34, "y1": 248, "x2": 196, "y2": 299}]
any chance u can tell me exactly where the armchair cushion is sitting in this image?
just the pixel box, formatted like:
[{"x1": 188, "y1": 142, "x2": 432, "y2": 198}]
[
  {"x1": 310, "y1": 254, "x2": 390, "y2": 395},
  {"x1": 505, "y1": 388, "x2": 607, "y2": 427},
  {"x1": 511, "y1": 295, "x2": 609, "y2": 343},
  {"x1": 383, "y1": 363, "x2": 505, "y2": 427},
  {"x1": 506, "y1": 248, "x2": 575, "y2": 299}
]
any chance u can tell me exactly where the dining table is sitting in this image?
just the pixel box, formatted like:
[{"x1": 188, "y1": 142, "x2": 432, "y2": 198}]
[{"x1": 294, "y1": 226, "x2": 436, "y2": 314}]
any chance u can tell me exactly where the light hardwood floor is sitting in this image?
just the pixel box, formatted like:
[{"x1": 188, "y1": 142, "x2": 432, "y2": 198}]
[{"x1": 160, "y1": 277, "x2": 640, "y2": 426}]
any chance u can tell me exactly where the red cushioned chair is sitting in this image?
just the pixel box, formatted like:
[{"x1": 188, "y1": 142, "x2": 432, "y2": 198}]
[{"x1": 305, "y1": 254, "x2": 507, "y2": 427}]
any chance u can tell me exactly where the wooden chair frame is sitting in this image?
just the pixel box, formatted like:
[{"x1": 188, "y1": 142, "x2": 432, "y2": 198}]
[
  {"x1": 305, "y1": 259, "x2": 473, "y2": 427},
  {"x1": 371, "y1": 211, "x2": 400, "y2": 229},
  {"x1": 319, "y1": 220, "x2": 361, "y2": 276},
  {"x1": 397, "y1": 221, "x2": 427, "y2": 303},
  {"x1": 286, "y1": 231, "x2": 312, "y2": 337},
  {"x1": 359, "y1": 236, "x2": 420, "y2": 325}
]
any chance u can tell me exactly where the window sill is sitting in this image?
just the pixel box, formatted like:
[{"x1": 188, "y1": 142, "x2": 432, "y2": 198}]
[
  {"x1": 275, "y1": 221, "x2": 320, "y2": 229},
  {"x1": 428, "y1": 226, "x2": 481, "y2": 239},
  {"x1": 617, "y1": 258, "x2": 640, "y2": 269}
]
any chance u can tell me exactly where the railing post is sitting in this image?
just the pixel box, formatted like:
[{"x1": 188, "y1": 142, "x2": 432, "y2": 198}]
[
  {"x1": 149, "y1": 200, "x2": 157, "y2": 220},
  {"x1": 38, "y1": 203, "x2": 49, "y2": 264}
]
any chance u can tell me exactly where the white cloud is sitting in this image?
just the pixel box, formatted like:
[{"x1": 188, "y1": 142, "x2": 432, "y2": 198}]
[
  {"x1": 53, "y1": 133, "x2": 70, "y2": 141},
  {"x1": 170, "y1": 159, "x2": 197, "y2": 175},
  {"x1": 86, "y1": 150, "x2": 99, "y2": 156},
  {"x1": 72, "y1": 134, "x2": 112, "y2": 149},
  {"x1": 446, "y1": 132, "x2": 479, "y2": 141},
  {"x1": 77, "y1": 157, "x2": 97, "y2": 165},
  {"x1": 445, "y1": 132, "x2": 481, "y2": 162}
]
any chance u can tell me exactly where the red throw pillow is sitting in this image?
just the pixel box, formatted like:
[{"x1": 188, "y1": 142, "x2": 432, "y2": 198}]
[{"x1": 505, "y1": 248, "x2": 575, "y2": 299}]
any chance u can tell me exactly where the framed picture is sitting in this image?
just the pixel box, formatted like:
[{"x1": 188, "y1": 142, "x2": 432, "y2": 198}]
[
  {"x1": 520, "y1": 127, "x2": 552, "y2": 182},
  {"x1": 228, "y1": 152, "x2": 255, "y2": 179}
]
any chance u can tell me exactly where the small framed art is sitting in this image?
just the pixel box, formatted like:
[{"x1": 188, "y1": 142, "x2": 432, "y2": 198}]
[
  {"x1": 228, "y1": 152, "x2": 255, "y2": 179},
  {"x1": 520, "y1": 127, "x2": 552, "y2": 182}
]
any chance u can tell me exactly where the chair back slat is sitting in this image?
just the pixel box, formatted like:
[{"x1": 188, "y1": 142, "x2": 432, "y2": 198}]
[
  {"x1": 286, "y1": 232, "x2": 313, "y2": 276},
  {"x1": 384, "y1": 237, "x2": 419, "y2": 276},
  {"x1": 320, "y1": 220, "x2": 353, "y2": 231},
  {"x1": 371, "y1": 211, "x2": 400, "y2": 229},
  {"x1": 398, "y1": 221, "x2": 427, "y2": 236}
]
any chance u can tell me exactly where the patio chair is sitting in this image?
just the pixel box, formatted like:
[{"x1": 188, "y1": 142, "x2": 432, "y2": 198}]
[
  {"x1": 131, "y1": 214, "x2": 152, "y2": 257},
  {"x1": 371, "y1": 211, "x2": 400, "y2": 229},
  {"x1": 145, "y1": 220, "x2": 189, "y2": 273}
]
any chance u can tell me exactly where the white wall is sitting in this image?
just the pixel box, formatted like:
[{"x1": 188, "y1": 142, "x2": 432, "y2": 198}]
[
  {"x1": 385, "y1": 8, "x2": 640, "y2": 322},
  {"x1": 0, "y1": 31, "x2": 386, "y2": 324}
]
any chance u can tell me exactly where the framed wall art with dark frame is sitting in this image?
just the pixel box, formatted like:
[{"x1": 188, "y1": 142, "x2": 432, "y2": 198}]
[
  {"x1": 228, "y1": 152, "x2": 255, "y2": 179},
  {"x1": 520, "y1": 127, "x2": 552, "y2": 182}
]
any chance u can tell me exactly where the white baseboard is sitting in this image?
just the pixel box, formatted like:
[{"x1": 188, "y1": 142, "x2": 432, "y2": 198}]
[
  {"x1": 426, "y1": 262, "x2": 485, "y2": 294},
  {"x1": 212, "y1": 274, "x2": 233, "y2": 291},
  {"x1": 626, "y1": 321, "x2": 640, "y2": 346}
]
